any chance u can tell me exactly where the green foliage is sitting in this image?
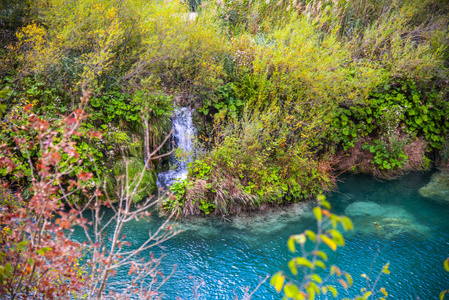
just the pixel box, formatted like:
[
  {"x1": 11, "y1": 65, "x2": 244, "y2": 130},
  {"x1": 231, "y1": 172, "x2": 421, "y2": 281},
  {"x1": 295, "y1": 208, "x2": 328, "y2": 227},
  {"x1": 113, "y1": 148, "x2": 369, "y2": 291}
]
[
  {"x1": 107, "y1": 157, "x2": 157, "y2": 203},
  {"x1": 166, "y1": 111, "x2": 336, "y2": 216},
  {"x1": 163, "y1": 179, "x2": 189, "y2": 215},
  {"x1": 0, "y1": 104, "x2": 103, "y2": 192},
  {"x1": 272, "y1": 195, "x2": 390, "y2": 300},
  {"x1": 330, "y1": 78, "x2": 449, "y2": 175},
  {"x1": 199, "y1": 83, "x2": 244, "y2": 119},
  {"x1": 362, "y1": 139, "x2": 408, "y2": 170}
]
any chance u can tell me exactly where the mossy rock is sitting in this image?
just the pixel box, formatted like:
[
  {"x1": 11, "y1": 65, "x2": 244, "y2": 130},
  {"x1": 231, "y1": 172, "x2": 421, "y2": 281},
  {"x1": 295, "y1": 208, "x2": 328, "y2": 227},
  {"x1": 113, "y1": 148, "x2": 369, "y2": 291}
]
[
  {"x1": 106, "y1": 157, "x2": 157, "y2": 203},
  {"x1": 419, "y1": 172, "x2": 449, "y2": 203}
]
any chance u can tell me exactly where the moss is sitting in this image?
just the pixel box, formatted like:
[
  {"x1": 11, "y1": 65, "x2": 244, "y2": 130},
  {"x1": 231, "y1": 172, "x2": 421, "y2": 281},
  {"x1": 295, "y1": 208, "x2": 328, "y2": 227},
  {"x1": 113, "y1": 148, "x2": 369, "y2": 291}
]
[
  {"x1": 107, "y1": 157, "x2": 157, "y2": 203},
  {"x1": 419, "y1": 172, "x2": 449, "y2": 203}
]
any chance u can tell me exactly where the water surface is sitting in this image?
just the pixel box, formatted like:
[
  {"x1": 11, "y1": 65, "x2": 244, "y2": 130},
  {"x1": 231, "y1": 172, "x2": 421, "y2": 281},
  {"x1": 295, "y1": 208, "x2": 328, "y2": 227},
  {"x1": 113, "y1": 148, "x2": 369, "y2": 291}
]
[{"x1": 76, "y1": 172, "x2": 449, "y2": 299}]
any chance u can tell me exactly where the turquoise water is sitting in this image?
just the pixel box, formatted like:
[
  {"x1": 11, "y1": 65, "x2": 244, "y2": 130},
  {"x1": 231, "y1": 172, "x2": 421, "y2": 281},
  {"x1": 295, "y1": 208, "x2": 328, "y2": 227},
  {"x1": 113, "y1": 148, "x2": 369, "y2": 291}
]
[{"x1": 77, "y1": 172, "x2": 449, "y2": 299}]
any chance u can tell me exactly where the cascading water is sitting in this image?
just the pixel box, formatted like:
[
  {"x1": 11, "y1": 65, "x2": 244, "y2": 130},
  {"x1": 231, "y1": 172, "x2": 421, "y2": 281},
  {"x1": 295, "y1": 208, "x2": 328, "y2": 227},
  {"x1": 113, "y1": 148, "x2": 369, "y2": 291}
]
[{"x1": 157, "y1": 107, "x2": 196, "y2": 188}]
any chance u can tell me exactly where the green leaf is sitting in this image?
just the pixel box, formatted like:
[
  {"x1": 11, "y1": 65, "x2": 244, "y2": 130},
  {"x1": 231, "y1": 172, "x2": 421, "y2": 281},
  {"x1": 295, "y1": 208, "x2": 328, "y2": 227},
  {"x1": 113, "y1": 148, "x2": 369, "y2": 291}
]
[
  {"x1": 313, "y1": 207, "x2": 322, "y2": 222},
  {"x1": 37, "y1": 247, "x2": 52, "y2": 256},
  {"x1": 344, "y1": 272, "x2": 353, "y2": 286},
  {"x1": 311, "y1": 274, "x2": 322, "y2": 283},
  {"x1": 316, "y1": 251, "x2": 328, "y2": 261},
  {"x1": 305, "y1": 230, "x2": 316, "y2": 242},
  {"x1": 320, "y1": 199, "x2": 331, "y2": 210},
  {"x1": 306, "y1": 285, "x2": 315, "y2": 300},
  {"x1": 17, "y1": 241, "x2": 27, "y2": 251},
  {"x1": 415, "y1": 117, "x2": 423, "y2": 125},
  {"x1": 289, "y1": 259, "x2": 298, "y2": 275},
  {"x1": 4, "y1": 262, "x2": 11, "y2": 274},
  {"x1": 296, "y1": 257, "x2": 313, "y2": 268},
  {"x1": 440, "y1": 290, "x2": 447, "y2": 300},
  {"x1": 315, "y1": 260, "x2": 326, "y2": 269},
  {"x1": 328, "y1": 285, "x2": 338, "y2": 297},
  {"x1": 329, "y1": 229, "x2": 345, "y2": 246},
  {"x1": 340, "y1": 216, "x2": 354, "y2": 231},
  {"x1": 284, "y1": 283, "x2": 300, "y2": 298}
]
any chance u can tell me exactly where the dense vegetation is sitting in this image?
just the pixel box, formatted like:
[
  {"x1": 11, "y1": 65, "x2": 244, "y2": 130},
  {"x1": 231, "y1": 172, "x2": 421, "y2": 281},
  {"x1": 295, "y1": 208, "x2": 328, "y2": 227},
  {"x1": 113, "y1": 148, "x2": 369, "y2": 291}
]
[
  {"x1": 1, "y1": 0, "x2": 449, "y2": 299},
  {"x1": 1, "y1": 0, "x2": 449, "y2": 214}
]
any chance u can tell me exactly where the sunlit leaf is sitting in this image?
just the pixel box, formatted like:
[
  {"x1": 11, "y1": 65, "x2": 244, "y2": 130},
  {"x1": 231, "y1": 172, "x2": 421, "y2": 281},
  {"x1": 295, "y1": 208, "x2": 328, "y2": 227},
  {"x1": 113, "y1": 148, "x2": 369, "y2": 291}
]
[
  {"x1": 440, "y1": 290, "x2": 447, "y2": 300},
  {"x1": 284, "y1": 283, "x2": 300, "y2": 298},
  {"x1": 311, "y1": 274, "x2": 322, "y2": 283},
  {"x1": 330, "y1": 265, "x2": 341, "y2": 276},
  {"x1": 444, "y1": 258, "x2": 449, "y2": 272},
  {"x1": 340, "y1": 216, "x2": 354, "y2": 231},
  {"x1": 321, "y1": 235, "x2": 337, "y2": 251},
  {"x1": 382, "y1": 262, "x2": 390, "y2": 274},
  {"x1": 271, "y1": 272, "x2": 285, "y2": 292},
  {"x1": 289, "y1": 259, "x2": 298, "y2": 275},
  {"x1": 306, "y1": 284, "x2": 315, "y2": 300},
  {"x1": 293, "y1": 234, "x2": 306, "y2": 245},
  {"x1": 313, "y1": 207, "x2": 322, "y2": 222},
  {"x1": 321, "y1": 199, "x2": 331, "y2": 210},
  {"x1": 329, "y1": 229, "x2": 345, "y2": 246},
  {"x1": 344, "y1": 272, "x2": 353, "y2": 286},
  {"x1": 315, "y1": 260, "x2": 326, "y2": 269},
  {"x1": 364, "y1": 291, "x2": 372, "y2": 298},
  {"x1": 328, "y1": 285, "x2": 338, "y2": 297},
  {"x1": 288, "y1": 238, "x2": 296, "y2": 253},
  {"x1": 296, "y1": 257, "x2": 313, "y2": 268},
  {"x1": 316, "y1": 251, "x2": 328, "y2": 261},
  {"x1": 305, "y1": 230, "x2": 316, "y2": 242}
]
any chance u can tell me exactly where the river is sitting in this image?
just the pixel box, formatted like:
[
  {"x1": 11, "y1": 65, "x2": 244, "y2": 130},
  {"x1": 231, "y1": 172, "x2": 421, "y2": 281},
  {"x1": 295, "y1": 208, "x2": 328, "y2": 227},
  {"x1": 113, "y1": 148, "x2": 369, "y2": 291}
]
[{"x1": 73, "y1": 170, "x2": 449, "y2": 299}]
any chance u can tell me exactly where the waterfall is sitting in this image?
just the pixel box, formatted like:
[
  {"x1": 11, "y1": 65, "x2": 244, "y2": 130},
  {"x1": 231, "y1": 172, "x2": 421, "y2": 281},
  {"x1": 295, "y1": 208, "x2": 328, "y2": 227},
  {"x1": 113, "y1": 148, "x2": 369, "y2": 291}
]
[{"x1": 157, "y1": 107, "x2": 196, "y2": 187}]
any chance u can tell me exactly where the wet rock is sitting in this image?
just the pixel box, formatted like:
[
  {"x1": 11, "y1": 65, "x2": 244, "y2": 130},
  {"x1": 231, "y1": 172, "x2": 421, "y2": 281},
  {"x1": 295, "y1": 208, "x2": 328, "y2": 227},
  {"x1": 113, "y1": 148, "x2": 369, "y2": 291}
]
[
  {"x1": 419, "y1": 172, "x2": 449, "y2": 203},
  {"x1": 345, "y1": 201, "x2": 383, "y2": 217},
  {"x1": 345, "y1": 201, "x2": 431, "y2": 239},
  {"x1": 231, "y1": 202, "x2": 312, "y2": 234}
]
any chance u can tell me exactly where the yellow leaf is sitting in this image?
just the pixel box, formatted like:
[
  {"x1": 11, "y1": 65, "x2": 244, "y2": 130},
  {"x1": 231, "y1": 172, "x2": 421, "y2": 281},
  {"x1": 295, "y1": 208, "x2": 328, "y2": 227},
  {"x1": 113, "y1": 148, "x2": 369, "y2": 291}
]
[
  {"x1": 364, "y1": 291, "x2": 372, "y2": 298},
  {"x1": 288, "y1": 238, "x2": 296, "y2": 253},
  {"x1": 321, "y1": 234, "x2": 337, "y2": 251},
  {"x1": 328, "y1": 285, "x2": 338, "y2": 297},
  {"x1": 270, "y1": 272, "x2": 285, "y2": 293},
  {"x1": 380, "y1": 287, "x2": 388, "y2": 297}
]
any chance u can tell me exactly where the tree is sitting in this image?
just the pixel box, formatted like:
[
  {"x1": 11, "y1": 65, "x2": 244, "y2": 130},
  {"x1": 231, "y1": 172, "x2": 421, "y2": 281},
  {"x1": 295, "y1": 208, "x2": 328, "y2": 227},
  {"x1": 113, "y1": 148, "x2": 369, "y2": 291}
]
[{"x1": 0, "y1": 92, "x2": 178, "y2": 299}]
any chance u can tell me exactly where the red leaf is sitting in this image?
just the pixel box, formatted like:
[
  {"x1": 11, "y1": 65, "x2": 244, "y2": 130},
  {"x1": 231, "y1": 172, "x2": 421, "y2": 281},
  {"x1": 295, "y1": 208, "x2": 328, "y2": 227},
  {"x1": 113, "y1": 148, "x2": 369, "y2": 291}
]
[{"x1": 79, "y1": 172, "x2": 93, "y2": 181}]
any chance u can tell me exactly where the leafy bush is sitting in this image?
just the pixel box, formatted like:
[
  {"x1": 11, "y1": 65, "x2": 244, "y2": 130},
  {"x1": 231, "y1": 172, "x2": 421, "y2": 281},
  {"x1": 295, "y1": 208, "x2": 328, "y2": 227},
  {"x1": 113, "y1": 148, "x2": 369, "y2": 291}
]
[{"x1": 271, "y1": 195, "x2": 391, "y2": 300}]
